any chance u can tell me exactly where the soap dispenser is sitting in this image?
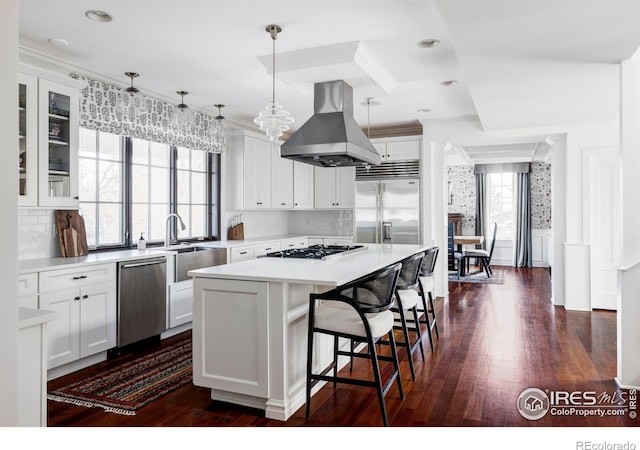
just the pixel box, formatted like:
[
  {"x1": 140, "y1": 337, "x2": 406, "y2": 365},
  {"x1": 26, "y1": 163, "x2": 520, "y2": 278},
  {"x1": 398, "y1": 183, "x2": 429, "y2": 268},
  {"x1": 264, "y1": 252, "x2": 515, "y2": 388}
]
[{"x1": 138, "y1": 232, "x2": 146, "y2": 250}]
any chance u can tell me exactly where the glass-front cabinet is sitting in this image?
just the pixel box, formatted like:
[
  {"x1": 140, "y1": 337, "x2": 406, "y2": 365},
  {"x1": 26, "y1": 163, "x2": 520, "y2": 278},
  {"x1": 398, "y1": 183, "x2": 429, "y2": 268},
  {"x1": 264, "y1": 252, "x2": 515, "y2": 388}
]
[
  {"x1": 37, "y1": 78, "x2": 79, "y2": 208},
  {"x1": 18, "y1": 74, "x2": 38, "y2": 206}
]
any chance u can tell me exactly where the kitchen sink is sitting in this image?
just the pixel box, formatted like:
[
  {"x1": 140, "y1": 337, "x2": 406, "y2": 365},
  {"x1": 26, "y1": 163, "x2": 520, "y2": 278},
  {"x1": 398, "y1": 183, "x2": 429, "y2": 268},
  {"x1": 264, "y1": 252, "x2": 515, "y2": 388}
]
[{"x1": 157, "y1": 245, "x2": 227, "y2": 281}]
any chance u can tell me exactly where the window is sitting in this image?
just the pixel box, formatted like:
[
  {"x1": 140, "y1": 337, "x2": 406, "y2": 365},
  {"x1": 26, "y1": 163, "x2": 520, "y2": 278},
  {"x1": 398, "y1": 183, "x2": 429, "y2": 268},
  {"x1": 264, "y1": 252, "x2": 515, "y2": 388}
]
[
  {"x1": 78, "y1": 128, "x2": 220, "y2": 249},
  {"x1": 176, "y1": 146, "x2": 207, "y2": 240},
  {"x1": 131, "y1": 138, "x2": 170, "y2": 242},
  {"x1": 487, "y1": 172, "x2": 514, "y2": 241},
  {"x1": 78, "y1": 129, "x2": 124, "y2": 248}
]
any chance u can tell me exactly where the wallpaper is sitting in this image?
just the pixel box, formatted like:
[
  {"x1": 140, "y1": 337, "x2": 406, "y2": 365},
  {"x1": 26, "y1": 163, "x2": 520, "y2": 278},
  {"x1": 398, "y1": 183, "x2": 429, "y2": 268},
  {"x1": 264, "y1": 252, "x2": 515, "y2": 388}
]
[
  {"x1": 71, "y1": 74, "x2": 220, "y2": 151},
  {"x1": 447, "y1": 163, "x2": 552, "y2": 231}
]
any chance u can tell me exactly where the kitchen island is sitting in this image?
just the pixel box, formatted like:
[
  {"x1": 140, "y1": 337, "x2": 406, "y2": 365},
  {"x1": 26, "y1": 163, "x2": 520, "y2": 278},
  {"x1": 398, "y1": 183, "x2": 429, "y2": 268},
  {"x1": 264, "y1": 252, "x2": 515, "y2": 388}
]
[{"x1": 188, "y1": 243, "x2": 428, "y2": 421}]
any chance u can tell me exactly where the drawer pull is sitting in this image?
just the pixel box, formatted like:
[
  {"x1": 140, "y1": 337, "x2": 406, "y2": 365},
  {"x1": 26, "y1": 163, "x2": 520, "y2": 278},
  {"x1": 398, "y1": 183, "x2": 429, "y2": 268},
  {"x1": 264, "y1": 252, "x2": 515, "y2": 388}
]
[
  {"x1": 74, "y1": 296, "x2": 81, "y2": 301},
  {"x1": 82, "y1": 294, "x2": 89, "y2": 299},
  {"x1": 265, "y1": 248, "x2": 272, "y2": 251},
  {"x1": 72, "y1": 275, "x2": 88, "y2": 280},
  {"x1": 240, "y1": 251, "x2": 247, "y2": 255}
]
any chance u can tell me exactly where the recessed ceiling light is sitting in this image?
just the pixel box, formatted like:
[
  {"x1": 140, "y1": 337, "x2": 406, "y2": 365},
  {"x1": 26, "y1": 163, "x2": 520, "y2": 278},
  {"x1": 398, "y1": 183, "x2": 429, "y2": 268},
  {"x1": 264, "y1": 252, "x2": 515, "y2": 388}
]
[
  {"x1": 417, "y1": 39, "x2": 440, "y2": 48},
  {"x1": 417, "y1": 108, "x2": 431, "y2": 113},
  {"x1": 441, "y1": 80, "x2": 459, "y2": 86},
  {"x1": 47, "y1": 38, "x2": 69, "y2": 47},
  {"x1": 85, "y1": 10, "x2": 112, "y2": 22}
]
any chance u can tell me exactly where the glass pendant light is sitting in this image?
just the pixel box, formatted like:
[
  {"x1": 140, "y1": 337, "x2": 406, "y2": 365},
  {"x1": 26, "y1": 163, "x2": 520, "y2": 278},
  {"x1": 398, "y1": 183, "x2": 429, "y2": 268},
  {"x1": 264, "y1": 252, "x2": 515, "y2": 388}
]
[
  {"x1": 170, "y1": 90, "x2": 195, "y2": 133},
  {"x1": 254, "y1": 24, "x2": 294, "y2": 143},
  {"x1": 115, "y1": 72, "x2": 147, "y2": 123},
  {"x1": 208, "y1": 104, "x2": 226, "y2": 153}
]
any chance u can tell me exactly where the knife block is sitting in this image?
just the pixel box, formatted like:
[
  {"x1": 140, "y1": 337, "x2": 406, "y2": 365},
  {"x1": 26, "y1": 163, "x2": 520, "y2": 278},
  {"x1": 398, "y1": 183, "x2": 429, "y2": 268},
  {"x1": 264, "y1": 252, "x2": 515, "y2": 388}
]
[{"x1": 227, "y1": 223, "x2": 244, "y2": 240}]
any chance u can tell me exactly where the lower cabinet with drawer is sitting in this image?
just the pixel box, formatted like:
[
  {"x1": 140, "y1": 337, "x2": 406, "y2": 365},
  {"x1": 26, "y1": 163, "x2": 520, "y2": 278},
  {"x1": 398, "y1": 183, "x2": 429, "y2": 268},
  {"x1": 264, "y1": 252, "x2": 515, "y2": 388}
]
[
  {"x1": 280, "y1": 237, "x2": 309, "y2": 250},
  {"x1": 230, "y1": 245, "x2": 255, "y2": 262},
  {"x1": 38, "y1": 263, "x2": 116, "y2": 371},
  {"x1": 254, "y1": 241, "x2": 281, "y2": 257}
]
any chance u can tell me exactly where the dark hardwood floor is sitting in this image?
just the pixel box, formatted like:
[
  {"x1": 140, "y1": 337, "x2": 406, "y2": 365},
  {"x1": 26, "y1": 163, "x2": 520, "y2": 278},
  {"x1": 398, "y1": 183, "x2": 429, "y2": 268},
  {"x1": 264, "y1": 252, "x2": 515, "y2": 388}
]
[{"x1": 47, "y1": 266, "x2": 635, "y2": 428}]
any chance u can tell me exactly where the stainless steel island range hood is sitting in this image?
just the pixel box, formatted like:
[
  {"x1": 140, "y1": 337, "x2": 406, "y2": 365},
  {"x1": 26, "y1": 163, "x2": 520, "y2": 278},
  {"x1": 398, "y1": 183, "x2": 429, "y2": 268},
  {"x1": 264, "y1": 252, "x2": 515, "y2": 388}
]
[{"x1": 280, "y1": 80, "x2": 382, "y2": 167}]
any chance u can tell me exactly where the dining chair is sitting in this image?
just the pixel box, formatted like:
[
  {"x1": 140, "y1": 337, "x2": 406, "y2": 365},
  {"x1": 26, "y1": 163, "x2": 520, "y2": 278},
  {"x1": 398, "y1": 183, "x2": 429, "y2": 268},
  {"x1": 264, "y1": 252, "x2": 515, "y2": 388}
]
[
  {"x1": 305, "y1": 263, "x2": 404, "y2": 427},
  {"x1": 459, "y1": 223, "x2": 497, "y2": 278}
]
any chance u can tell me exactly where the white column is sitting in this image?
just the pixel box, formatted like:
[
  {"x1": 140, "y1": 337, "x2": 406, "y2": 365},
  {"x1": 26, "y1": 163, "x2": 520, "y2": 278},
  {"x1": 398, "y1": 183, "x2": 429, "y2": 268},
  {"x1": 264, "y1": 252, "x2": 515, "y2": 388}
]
[
  {"x1": 0, "y1": 0, "x2": 20, "y2": 426},
  {"x1": 551, "y1": 136, "x2": 567, "y2": 306},
  {"x1": 617, "y1": 48, "x2": 640, "y2": 389},
  {"x1": 421, "y1": 134, "x2": 448, "y2": 300}
]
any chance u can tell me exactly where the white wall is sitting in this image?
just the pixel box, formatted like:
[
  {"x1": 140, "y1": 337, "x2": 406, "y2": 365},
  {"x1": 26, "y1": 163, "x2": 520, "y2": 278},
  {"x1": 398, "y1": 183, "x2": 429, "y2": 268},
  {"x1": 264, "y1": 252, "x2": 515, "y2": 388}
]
[
  {"x1": 618, "y1": 46, "x2": 640, "y2": 389},
  {"x1": 0, "y1": 1, "x2": 19, "y2": 426}
]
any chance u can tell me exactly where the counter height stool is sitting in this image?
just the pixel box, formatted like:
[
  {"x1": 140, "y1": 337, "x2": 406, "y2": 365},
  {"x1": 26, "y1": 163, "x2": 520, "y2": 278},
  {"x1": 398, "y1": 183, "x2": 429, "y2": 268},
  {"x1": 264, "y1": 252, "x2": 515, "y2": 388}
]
[
  {"x1": 305, "y1": 263, "x2": 404, "y2": 427},
  {"x1": 418, "y1": 247, "x2": 440, "y2": 352},
  {"x1": 384, "y1": 251, "x2": 426, "y2": 381}
]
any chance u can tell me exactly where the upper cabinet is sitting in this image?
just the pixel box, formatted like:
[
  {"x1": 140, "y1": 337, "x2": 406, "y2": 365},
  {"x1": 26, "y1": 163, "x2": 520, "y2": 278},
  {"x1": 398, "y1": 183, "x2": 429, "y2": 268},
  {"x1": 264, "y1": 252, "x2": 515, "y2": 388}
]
[
  {"x1": 19, "y1": 69, "x2": 82, "y2": 208},
  {"x1": 242, "y1": 135, "x2": 273, "y2": 209},
  {"x1": 293, "y1": 162, "x2": 314, "y2": 209},
  {"x1": 38, "y1": 79, "x2": 80, "y2": 208},
  {"x1": 372, "y1": 137, "x2": 421, "y2": 162},
  {"x1": 18, "y1": 74, "x2": 38, "y2": 207},
  {"x1": 314, "y1": 166, "x2": 355, "y2": 209},
  {"x1": 271, "y1": 144, "x2": 293, "y2": 209},
  {"x1": 226, "y1": 130, "x2": 316, "y2": 210}
]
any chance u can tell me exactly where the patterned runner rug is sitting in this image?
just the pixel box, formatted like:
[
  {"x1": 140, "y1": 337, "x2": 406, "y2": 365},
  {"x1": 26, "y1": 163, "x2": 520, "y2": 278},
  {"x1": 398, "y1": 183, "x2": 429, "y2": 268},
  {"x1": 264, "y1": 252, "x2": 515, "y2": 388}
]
[
  {"x1": 448, "y1": 269, "x2": 505, "y2": 284},
  {"x1": 48, "y1": 339, "x2": 192, "y2": 415}
]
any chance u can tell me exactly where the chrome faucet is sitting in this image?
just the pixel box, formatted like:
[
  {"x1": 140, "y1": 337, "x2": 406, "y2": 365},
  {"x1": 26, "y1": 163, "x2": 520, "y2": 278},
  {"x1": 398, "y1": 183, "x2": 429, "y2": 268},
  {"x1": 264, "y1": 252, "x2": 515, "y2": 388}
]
[{"x1": 165, "y1": 213, "x2": 186, "y2": 247}]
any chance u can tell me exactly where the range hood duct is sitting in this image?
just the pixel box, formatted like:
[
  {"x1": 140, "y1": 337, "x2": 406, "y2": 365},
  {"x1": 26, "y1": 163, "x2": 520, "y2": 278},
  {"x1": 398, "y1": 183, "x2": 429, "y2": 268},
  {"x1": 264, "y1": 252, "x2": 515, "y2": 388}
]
[{"x1": 280, "y1": 80, "x2": 382, "y2": 167}]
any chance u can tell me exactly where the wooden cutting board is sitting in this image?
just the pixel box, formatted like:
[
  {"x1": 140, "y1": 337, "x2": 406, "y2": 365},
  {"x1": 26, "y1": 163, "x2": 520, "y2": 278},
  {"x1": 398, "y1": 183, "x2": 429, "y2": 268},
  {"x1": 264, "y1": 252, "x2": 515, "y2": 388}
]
[{"x1": 56, "y1": 210, "x2": 89, "y2": 257}]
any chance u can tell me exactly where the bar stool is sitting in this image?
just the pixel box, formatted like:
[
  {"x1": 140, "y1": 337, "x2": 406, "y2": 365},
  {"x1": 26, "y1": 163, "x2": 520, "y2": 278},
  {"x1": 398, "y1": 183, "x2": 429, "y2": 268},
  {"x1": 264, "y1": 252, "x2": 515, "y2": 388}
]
[
  {"x1": 305, "y1": 263, "x2": 404, "y2": 427},
  {"x1": 388, "y1": 251, "x2": 426, "y2": 381},
  {"x1": 418, "y1": 247, "x2": 440, "y2": 352}
]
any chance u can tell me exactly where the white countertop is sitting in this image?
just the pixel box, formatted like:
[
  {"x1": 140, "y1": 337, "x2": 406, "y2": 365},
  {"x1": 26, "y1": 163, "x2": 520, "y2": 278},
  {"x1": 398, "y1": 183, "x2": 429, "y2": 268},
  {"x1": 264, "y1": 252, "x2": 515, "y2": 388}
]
[
  {"x1": 17, "y1": 234, "x2": 352, "y2": 274},
  {"x1": 19, "y1": 307, "x2": 58, "y2": 329},
  {"x1": 18, "y1": 248, "x2": 177, "y2": 274},
  {"x1": 188, "y1": 243, "x2": 428, "y2": 286}
]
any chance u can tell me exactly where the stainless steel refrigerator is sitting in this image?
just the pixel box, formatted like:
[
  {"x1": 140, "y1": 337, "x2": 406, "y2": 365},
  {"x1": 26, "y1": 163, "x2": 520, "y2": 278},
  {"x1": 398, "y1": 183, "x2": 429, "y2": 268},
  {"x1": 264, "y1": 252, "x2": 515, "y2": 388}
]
[{"x1": 355, "y1": 178, "x2": 420, "y2": 244}]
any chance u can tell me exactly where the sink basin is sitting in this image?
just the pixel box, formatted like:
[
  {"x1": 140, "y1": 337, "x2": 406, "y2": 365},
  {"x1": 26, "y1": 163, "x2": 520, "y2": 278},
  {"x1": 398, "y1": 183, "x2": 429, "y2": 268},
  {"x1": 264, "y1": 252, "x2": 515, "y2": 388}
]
[{"x1": 164, "y1": 246, "x2": 227, "y2": 281}]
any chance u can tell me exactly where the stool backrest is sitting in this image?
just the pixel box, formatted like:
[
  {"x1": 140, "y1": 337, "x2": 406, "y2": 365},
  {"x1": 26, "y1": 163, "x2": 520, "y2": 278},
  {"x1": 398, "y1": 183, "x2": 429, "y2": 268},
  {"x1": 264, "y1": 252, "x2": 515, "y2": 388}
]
[
  {"x1": 335, "y1": 262, "x2": 402, "y2": 313},
  {"x1": 420, "y1": 246, "x2": 439, "y2": 277},
  {"x1": 396, "y1": 252, "x2": 426, "y2": 290}
]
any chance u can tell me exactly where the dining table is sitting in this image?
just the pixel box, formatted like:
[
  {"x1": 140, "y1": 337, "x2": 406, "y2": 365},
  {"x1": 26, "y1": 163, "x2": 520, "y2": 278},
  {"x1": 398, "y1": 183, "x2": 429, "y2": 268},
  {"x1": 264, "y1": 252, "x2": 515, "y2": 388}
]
[{"x1": 453, "y1": 235, "x2": 485, "y2": 276}]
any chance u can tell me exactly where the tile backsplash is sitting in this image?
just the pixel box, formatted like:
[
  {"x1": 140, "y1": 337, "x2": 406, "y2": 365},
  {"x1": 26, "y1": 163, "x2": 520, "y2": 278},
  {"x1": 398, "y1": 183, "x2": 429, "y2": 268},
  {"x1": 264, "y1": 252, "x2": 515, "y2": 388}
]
[
  {"x1": 19, "y1": 209, "x2": 60, "y2": 260},
  {"x1": 288, "y1": 210, "x2": 354, "y2": 236}
]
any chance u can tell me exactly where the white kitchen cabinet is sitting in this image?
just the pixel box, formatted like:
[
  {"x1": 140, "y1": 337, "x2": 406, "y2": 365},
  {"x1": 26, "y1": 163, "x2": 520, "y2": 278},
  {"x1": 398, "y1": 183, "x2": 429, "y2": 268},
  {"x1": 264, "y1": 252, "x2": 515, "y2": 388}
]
[
  {"x1": 168, "y1": 280, "x2": 194, "y2": 329},
  {"x1": 271, "y1": 145, "x2": 293, "y2": 209},
  {"x1": 254, "y1": 241, "x2": 281, "y2": 257},
  {"x1": 38, "y1": 264, "x2": 116, "y2": 369},
  {"x1": 226, "y1": 132, "x2": 273, "y2": 209},
  {"x1": 372, "y1": 137, "x2": 421, "y2": 162},
  {"x1": 18, "y1": 74, "x2": 38, "y2": 207},
  {"x1": 324, "y1": 237, "x2": 354, "y2": 246},
  {"x1": 230, "y1": 245, "x2": 255, "y2": 262},
  {"x1": 293, "y1": 162, "x2": 314, "y2": 209},
  {"x1": 280, "y1": 237, "x2": 309, "y2": 250},
  {"x1": 37, "y1": 78, "x2": 81, "y2": 208},
  {"x1": 314, "y1": 166, "x2": 355, "y2": 209}
]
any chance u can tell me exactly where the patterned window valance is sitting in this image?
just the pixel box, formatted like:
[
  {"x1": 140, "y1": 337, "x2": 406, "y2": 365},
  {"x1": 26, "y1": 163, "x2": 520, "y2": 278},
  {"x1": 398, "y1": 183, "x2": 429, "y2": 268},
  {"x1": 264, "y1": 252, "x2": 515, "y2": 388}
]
[{"x1": 71, "y1": 74, "x2": 220, "y2": 151}]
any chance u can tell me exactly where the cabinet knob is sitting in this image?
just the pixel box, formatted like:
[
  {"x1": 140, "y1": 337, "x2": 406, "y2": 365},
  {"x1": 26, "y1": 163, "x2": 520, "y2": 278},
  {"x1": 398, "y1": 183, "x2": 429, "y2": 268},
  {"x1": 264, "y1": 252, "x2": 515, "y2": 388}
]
[
  {"x1": 74, "y1": 196, "x2": 79, "y2": 200},
  {"x1": 294, "y1": 203, "x2": 298, "y2": 206},
  {"x1": 82, "y1": 294, "x2": 89, "y2": 299},
  {"x1": 281, "y1": 202, "x2": 286, "y2": 206},
  {"x1": 74, "y1": 296, "x2": 80, "y2": 301}
]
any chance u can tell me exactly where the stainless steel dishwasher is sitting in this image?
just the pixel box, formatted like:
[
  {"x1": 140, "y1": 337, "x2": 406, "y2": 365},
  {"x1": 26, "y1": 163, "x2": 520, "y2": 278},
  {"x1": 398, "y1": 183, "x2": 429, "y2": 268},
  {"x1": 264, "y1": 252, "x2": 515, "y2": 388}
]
[{"x1": 117, "y1": 256, "x2": 167, "y2": 347}]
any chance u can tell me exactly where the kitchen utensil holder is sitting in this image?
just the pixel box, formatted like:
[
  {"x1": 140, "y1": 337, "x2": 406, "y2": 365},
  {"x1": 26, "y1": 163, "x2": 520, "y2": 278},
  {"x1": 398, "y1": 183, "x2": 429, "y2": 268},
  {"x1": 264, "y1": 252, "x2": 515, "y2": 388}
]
[{"x1": 227, "y1": 223, "x2": 244, "y2": 240}]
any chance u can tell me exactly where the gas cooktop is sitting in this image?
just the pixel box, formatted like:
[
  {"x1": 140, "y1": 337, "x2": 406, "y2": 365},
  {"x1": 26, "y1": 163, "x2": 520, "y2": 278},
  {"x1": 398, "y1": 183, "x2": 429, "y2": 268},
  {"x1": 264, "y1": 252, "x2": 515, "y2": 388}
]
[{"x1": 263, "y1": 244, "x2": 365, "y2": 260}]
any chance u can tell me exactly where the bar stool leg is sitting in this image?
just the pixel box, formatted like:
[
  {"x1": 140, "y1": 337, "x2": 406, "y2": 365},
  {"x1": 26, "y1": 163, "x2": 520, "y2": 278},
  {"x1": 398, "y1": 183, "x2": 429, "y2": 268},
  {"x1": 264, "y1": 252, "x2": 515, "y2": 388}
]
[{"x1": 396, "y1": 306, "x2": 416, "y2": 381}]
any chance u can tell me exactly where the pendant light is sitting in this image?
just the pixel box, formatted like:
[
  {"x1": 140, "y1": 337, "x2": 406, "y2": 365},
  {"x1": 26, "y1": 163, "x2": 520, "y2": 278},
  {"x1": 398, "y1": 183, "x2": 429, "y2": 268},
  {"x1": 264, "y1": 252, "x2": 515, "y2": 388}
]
[
  {"x1": 254, "y1": 24, "x2": 294, "y2": 143},
  {"x1": 361, "y1": 97, "x2": 380, "y2": 173},
  {"x1": 208, "y1": 104, "x2": 226, "y2": 153},
  {"x1": 115, "y1": 72, "x2": 147, "y2": 122},
  {"x1": 170, "y1": 90, "x2": 195, "y2": 132}
]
